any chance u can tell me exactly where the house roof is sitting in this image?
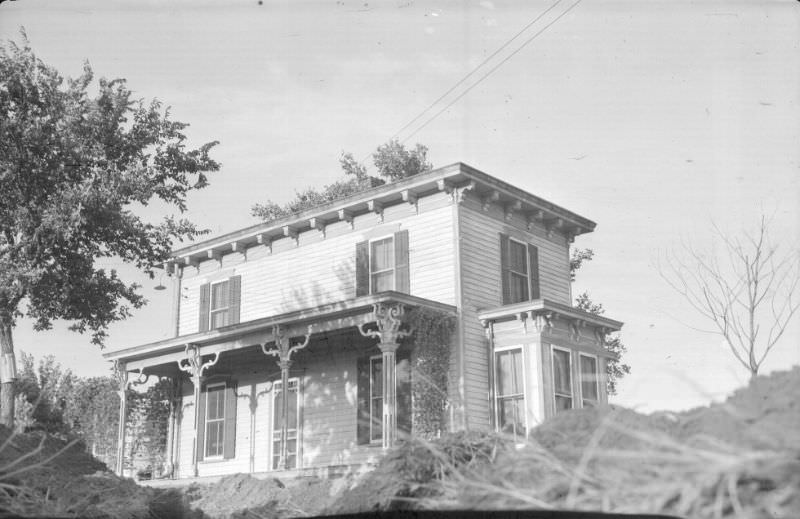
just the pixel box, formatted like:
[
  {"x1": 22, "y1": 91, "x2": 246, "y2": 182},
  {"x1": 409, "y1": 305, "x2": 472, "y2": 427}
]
[{"x1": 166, "y1": 162, "x2": 597, "y2": 270}]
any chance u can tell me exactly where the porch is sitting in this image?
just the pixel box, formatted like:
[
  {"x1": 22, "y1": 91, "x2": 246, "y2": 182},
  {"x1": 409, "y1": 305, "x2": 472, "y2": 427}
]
[{"x1": 104, "y1": 292, "x2": 456, "y2": 479}]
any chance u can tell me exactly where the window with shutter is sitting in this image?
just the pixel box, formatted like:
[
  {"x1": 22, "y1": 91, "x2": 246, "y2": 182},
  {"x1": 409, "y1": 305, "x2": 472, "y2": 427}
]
[
  {"x1": 355, "y1": 230, "x2": 410, "y2": 296},
  {"x1": 198, "y1": 379, "x2": 237, "y2": 461},
  {"x1": 500, "y1": 234, "x2": 541, "y2": 305},
  {"x1": 200, "y1": 275, "x2": 241, "y2": 331},
  {"x1": 204, "y1": 383, "x2": 226, "y2": 458}
]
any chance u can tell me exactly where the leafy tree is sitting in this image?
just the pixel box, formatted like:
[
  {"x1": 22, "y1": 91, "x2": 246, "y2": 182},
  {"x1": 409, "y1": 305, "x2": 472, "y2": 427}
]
[
  {"x1": 64, "y1": 375, "x2": 120, "y2": 467},
  {"x1": 251, "y1": 140, "x2": 432, "y2": 222},
  {"x1": 0, "y1": 34, "x2": 219, "y2": 427},
  {"x1": 371, "y1": 140, "x2": 432, "y2": 181},
  {"x1": 570, "y1": 249, "x2": 630, "y2": 395},
  {"x1": 13, "y1": 352, "x2": 76, "y2": 434}
]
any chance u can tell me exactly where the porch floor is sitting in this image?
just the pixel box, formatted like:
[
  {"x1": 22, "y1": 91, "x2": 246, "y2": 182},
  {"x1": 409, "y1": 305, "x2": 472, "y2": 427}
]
[{"x1": 139, "y1": 463, "x2": 374, "y2": 488}]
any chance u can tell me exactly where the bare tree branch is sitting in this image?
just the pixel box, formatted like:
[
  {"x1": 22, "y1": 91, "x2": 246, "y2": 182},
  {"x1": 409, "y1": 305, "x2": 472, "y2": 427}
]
[{"x1": 659, "y1": 215, "x2": 800, "y2": 379}]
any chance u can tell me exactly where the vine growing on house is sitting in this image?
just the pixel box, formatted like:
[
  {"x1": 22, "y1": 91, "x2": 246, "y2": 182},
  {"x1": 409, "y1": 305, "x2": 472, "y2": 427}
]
[{"x1": 406, "y1": 307, "x2": 455, "y2": 438}]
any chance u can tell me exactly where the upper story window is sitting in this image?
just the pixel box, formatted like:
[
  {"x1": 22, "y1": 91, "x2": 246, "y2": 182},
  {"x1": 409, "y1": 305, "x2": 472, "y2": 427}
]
[
  {"x1": 370, "y1": 237, "x2": 395, "y2": 293},
  {"x1": 355, "y1": 230, "x2": 409, "y2": 296},
  {"x1": 579, "y1": 354, "x2": 599, "y2": 407},
  {"x1": 199, "y1": 275, "x2": 241, "y2": 332},
  {"x1": 494, "y1": 347, "x2": 526, "y2": 440},
  {"x1": 210, "y1": 280, "x2": 231, "y2": 329},
  {"x1": 499, "y1": 233, "x2": 540, "y2": 305},
  {"x1": 552, "y1": 346, "x2": 573, "y2": 413}
]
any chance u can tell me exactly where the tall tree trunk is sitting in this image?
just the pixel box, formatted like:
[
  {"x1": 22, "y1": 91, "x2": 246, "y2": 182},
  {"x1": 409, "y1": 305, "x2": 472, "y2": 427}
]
[{"x1": 0, "y1": 322, "x2": 16, "y2": 428}]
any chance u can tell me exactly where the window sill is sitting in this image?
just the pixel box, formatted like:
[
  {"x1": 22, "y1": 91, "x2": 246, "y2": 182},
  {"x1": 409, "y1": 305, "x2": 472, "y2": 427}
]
[{"x1": 200, "y1": 457, "x2": 227, "y2": 464}]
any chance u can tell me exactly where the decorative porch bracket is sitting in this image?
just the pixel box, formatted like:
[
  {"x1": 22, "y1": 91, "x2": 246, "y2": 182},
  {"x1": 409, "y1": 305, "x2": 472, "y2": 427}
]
[
  {"x1": 357, "y1": 303, "x2": 412, "y2": 449},
  {"x1": 177, "y1": 344, "x2": 220, "y2": 477},
  {"x1": 260, "y1": 324, "x2": 312, "y2": 470}
]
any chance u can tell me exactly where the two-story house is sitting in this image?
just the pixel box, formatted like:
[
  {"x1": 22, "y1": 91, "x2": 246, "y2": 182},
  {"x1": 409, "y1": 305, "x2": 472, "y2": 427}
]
[{"x1": 103, "y1": 162, "x2": 622, "y2": 480}]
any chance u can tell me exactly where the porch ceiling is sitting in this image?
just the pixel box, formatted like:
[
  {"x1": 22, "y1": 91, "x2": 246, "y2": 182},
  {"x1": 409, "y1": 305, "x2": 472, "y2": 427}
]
[{"x1": 103, "y1": 292, "x2": 456, "y2": 371}]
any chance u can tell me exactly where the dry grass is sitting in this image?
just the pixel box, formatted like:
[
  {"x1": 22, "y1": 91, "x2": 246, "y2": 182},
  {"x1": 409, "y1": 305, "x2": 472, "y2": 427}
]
[{"x1": 405, "y1": 408, "x2": 799, "y2": 519}]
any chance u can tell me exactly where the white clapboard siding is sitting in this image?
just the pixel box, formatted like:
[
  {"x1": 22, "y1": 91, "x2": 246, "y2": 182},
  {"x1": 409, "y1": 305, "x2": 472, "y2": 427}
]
[
  {"x1": 456, "y1": 195, "x2": 572, "y2": 430},
  {"x1": 178, "y1": 192, "x2": 456, "y2": 336}
]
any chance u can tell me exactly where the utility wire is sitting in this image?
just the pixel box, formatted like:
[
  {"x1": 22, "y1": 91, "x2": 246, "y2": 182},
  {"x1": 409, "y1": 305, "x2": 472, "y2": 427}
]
[
  {"x1": 387, "y1": 0, "x2": 567, "y2": 145},
  {"x1": 401, "y1": 0, "x2": 583, "y2": 144}
]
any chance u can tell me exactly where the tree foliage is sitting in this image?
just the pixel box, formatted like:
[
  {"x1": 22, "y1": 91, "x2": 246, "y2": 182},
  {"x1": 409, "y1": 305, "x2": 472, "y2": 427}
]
[
  {"x1": 0, "y1": 33, "x2": 218, "y2": 425},
  {"x1": 659, "y1": 216, "x2": 799, "y2": 378},
  {"x1": 570, "y1": 248, "x2": 630, "y2": 395},
  {"x1": 251, "y1": 140, "x2": 432, "y2": 223}
]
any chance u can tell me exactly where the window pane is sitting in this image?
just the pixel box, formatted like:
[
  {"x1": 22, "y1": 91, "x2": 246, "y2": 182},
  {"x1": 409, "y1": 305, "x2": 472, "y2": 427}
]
[
  {"x1": 498, "y1": 396, "x2": 526, "y2": 437},
  {"x1": 372, "y1": 358, "x2": 383, "y2": 394},
  {"x1": 553, "y1": 350, "x2": 571, "y2": 395},
  {"x1": 372, "y1": 271, "x2": 394, "y2": 292},
  {"x1": 496, "y1": 349, "x2": 523, "y2": 396},
  {"x1": 211, "y1": 281, "x2": 230, "y2": 310},
  {"x1": 508, "y1": 241, "x2": 528, "y2": 273},
  {"x1": 287, "y1": 390, "x2": 297, "y2": 428},
  {"x1": 371, "y1": 238, "x2": 393, "y2": 272},
  {"x1": 508, "y1": 273, "x2": 529, "y2": 303},
  {"x1": 555, "y1": 395, "x2": 573, "y2": 412},
  {"x1": 207, "y1": 386, "x2": 224, "y2": 420},
  {"x1": 210, "y1": 310, "x2": 228, "y2": 329},
  {"x1": 371, "y1": 398, "x2": 383, "y2": 441},
  {"x1": 580, "y1": 356, "x2": 599, "y2": 403}
]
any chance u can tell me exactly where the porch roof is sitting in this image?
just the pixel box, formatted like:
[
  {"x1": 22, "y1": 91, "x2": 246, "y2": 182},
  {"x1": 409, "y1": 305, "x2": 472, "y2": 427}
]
[
  {"x1": 103, "y1": 292, "x2": 456, "y2": 370},
  {"x1": 477, "y1": 298, "x2": 623, "y2": 332}
]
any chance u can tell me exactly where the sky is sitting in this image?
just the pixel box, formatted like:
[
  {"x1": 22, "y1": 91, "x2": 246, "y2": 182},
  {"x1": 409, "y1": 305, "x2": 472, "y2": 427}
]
[{"x1": 1, "y1": 0, "x2": 798, "y2": 413}]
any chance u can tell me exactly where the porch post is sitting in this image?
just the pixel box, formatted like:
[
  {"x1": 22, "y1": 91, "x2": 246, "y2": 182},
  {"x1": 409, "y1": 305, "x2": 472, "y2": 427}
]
[
  {"x1": 261, "y1": 324, "x2": 311, "y2": 470},
  {"x1": 177, "y1": 344, "x2": 219, "y2": 478},
  {"x1": 358, "y1": 303, "x2": 412, "y2": 450},
  {"x1": 162, "y1": 376, "x2": 180, "y2": 478},
  {"x1": 113, "y1": 361, "x2": 129, "y2": 477}
]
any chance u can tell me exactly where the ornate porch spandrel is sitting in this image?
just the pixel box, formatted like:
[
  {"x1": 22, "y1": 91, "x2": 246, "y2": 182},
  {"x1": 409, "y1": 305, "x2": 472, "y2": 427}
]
[
  {"x1": 260, "y1": 324, "x2": 311, "y2": 470},
  {"x1": 358, "y1": 303, "x2": 413, "y2": 449},
  {"x1": 177, "y1": 344, "x2": 219, "y2": 477}
]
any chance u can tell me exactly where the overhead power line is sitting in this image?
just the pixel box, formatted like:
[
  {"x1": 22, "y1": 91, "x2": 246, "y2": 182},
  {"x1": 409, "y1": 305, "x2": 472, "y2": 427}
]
[
  {"x1": 386, "y1": 0, "x2": 568, "y2": 145},
  {"x1": 401, "y1": 0, "x2": 583, "y2": 144}
]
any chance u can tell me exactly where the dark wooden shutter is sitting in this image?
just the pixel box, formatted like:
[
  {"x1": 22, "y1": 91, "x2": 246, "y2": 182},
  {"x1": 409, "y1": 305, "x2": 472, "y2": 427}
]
[
  {"x1": 199, "y1": 283, "x2": 211, "y2": 332},
  {"x1": 500, "y1": 233, "x2": 510, "y2": 304},
  {"x1": 396, "y1": 349, "x2": 412, "y2": 437},
  {"x1": 223, "y1": 381, "x2": 237, "y2": 459},
  {"x1": 394, "y1": 230, "x2": 410, "y2": 294},
  {"x1": 355, "y1": 241, "x2": 370, "y2": 297},
  {"x1": 196, "y1": 387, "x2": 206, "y2": 461},
  {"x1": 356, "y1": 356, "x2": 371, "y2": 445},
  {"x1": 528, "y1": 245, "x2": 540, "y2": 300},
  {"x1": 228, "y1": 275, "x2": 241, "y2": 325}
]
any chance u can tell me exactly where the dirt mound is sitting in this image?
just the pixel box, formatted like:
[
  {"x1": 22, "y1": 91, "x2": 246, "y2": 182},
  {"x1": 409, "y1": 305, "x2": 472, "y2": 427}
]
[
  {"x1": 183, "y1": 473, "x2": 334, "y2": 519},
  {"x1": 0, "y1": 427, "x2": 191, "y2": 518},
  {"x1": 330, "y1": 367, "x2": 800, "y2": 518},
  {"x1": 676, "y1": 366, "x2": 800, "y2": 451}
]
